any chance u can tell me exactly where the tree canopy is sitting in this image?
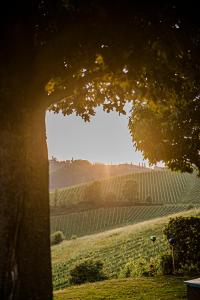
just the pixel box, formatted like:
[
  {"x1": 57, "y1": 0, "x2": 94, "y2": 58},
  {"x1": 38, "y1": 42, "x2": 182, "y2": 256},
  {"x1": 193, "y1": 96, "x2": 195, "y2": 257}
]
[
  {"x1": 1, "y1": 2, "x2": 200, "y2": 299},
  {"x1": 1, "y1": 1, "x2": 200, "y2": 169},
  {"x1": 123, "y1": 179, "x2": 139, "y2": 203}
]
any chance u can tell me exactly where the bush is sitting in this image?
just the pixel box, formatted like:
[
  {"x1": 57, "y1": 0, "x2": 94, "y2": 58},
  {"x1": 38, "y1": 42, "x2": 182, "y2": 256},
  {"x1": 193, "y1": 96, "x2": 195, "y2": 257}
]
[
  {"x1": 69, "y1": 260, "x2": 107, "y2": 285},
  {"x1": 163, "y1": 216, "x2": 200, "y2": 273},
  {"x1": 160, "y1": 254, "x2": 173, "y2": 275},
  {"x1": 51, "y1": 231, "x2": 65, "y2": 245},
  {"x1": 119, "y1": 257, "x2": 160, "y2": 278}
]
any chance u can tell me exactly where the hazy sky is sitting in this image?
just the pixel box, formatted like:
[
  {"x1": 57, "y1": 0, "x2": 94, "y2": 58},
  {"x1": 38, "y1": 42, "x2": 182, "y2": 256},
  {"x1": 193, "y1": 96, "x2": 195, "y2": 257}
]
[{"x1": 45, "y1": 105, "x2": 147, "y2": 165}]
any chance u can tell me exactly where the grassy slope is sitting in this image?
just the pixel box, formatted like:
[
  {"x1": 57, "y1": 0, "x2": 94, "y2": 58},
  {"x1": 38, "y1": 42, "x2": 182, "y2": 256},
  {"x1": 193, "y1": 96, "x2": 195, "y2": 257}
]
[
  {"x1": 51, "y1": 205, "x2": 196, "y2": 239},
  {"x1": 50, "y1": 170, "x2": 200, "y2": 239},
  {"x1": 54, "y1": 276, "x2": 187, "y2": 300},
  {"x1": 52, "y1": 209, "x2": 200, "y2": 290}
]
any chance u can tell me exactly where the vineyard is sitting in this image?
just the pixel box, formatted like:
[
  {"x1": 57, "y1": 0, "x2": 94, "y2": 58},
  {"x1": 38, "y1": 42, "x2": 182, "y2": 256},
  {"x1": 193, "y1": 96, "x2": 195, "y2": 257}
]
[
  {"x1": 50, "y1": 170, "x2": 200, "y2": 207},
  {"x1": 52, "y1": 209, "x2": 200, "y2": 290},
  {"x1": 50, "y1": 204, "x2": 197, "y2": 239},
  {"x1": 50, "y1": 170, "x2": 200, "y2": 239}
]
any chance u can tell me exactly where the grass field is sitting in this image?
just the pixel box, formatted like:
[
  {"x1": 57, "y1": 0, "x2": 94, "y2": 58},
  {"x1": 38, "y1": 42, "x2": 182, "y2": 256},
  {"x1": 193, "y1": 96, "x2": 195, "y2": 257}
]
[
  {"x1": 54, "y1": 276, "x2": 187, "y2": 300},
  {"x1": 52, "y1": 209, "x2": 200, "y2": 290}
]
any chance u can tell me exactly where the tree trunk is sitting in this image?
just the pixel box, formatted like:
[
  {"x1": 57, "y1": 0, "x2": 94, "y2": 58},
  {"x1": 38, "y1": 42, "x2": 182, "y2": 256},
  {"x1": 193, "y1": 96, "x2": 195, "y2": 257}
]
[{"x1": 0, "y1": 106, "x2": 52, "y2": 300}]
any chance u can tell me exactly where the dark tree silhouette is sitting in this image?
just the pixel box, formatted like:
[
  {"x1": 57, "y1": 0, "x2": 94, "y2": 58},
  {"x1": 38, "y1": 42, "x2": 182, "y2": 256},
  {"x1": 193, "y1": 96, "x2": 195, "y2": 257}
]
[
  {"x1": 123, "y1": 180, "x2": 139, "y2": 203},
  {"x1": 0, "y1": 2, "x2": 200, "y2": 299},
  {"x1": 84, "y1": 181, "x2": 102, "y2": 206}
]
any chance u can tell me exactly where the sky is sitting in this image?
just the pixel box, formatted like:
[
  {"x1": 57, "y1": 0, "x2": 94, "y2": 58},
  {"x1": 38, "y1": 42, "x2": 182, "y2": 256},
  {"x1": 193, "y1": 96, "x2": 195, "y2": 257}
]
[{"x1": 45, "y1": 105, "x2": 147, "y2": 165}]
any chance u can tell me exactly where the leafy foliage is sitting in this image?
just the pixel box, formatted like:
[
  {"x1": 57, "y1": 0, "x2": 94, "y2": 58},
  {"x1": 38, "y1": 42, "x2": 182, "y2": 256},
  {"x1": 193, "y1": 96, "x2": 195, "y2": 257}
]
[
  {"x1": 69, "y1": 260, "x2": 107, "y2": 285},
  {"x1": 83, "y1": 181, "x2": 102, "y2": 205},
  {"x1": 123, "y1": 179, "x2": 139, "y2": 203},
  {"x1": 129, "y1": 95, "x2": 200, "y2": 175},
  {"x1": 120, "y1": 257, "x2": 160, "y2": 278},
  {"x1": 1, "y1": 2, "x2": 200, "y2": 175},
  {"x1": 2, "y1": 2, "x2": 200, "y2": 174},
  {"x1": 163, "y1": 216, "x2": 200, "y2": 272},
  {"x1": 2, "y1": 3, "x2": 200, "y2": 298},
  {"x1": 51, "y1": 231, "x2": 65, "y2": 245}
]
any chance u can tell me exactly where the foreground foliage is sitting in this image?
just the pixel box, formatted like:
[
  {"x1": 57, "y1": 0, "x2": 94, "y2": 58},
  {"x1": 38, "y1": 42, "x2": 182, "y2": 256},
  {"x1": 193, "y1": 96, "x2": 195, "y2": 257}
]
[
  {"x1": 164, "y1": 216, "x2": 200, "y2": 273},
  {"x1": 119, "y1": 257, "x2": 160, "y2": 278},
  {"x1": 54, "y1": 277, "x2": 187, "y2": 300}
]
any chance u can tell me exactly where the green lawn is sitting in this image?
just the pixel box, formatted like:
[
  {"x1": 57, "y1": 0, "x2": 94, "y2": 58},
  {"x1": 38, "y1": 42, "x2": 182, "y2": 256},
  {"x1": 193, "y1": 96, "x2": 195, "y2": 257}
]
[{"x1": 54, "y1": 277, "x2": 187, "y2": 300}]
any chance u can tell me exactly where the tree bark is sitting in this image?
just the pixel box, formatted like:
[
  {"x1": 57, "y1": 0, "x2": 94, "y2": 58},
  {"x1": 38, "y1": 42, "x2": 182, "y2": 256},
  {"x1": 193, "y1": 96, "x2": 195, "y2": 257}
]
[{"x1": 0, "y1": 106, "x2": 52, "y2": 300}]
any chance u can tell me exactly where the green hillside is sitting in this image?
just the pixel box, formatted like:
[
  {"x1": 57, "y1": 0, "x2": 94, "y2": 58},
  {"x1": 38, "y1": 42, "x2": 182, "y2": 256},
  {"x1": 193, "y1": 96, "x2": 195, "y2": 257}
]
[
  {"x1": 50, "y1": 170, "x2": 200, "y2": 239},
  {"x1": 50, "y1": 170, "x2": 200, "y2": 209},
  {"x1": 49, "y1": 159, "x2": 149, "y2": 190},
  {"x1": 51, "y1": 204, "x2": 196, "y2": 239},
  {"x1": 52, "y1": 209, "x2": 200, "y2": 290}
]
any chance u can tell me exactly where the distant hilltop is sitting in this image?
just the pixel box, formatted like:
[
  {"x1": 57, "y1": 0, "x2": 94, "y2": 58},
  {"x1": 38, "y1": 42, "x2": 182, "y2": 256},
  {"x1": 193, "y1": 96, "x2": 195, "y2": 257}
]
[{"x1": 49, "y1": 158, "x2": 154, "y2": 190}]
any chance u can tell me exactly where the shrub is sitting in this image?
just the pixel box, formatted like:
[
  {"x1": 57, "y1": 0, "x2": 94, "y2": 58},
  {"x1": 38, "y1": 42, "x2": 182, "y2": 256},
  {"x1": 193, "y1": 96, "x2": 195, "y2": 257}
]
[
  {"x1": 84, "y1": 181, "x2": 102, "y2": 205},
  {"x1": 69, "y1": 260, "x2": 107, "y2": 285},
  {"x1": 163, "y1": 216, "x2": 200, "y2": 273},
  {"x1": 160, "y1": 254, "x2": 173, "y2": 275},
  {"x1": 51, "y1": 231, "x2": 65, "y2": 245},
  {"x1": 123, "y1": 180, "x2": 139, "y2": 203},
  {"x1": 119, "y1": 257, "x2": 160, "y2": 278}
]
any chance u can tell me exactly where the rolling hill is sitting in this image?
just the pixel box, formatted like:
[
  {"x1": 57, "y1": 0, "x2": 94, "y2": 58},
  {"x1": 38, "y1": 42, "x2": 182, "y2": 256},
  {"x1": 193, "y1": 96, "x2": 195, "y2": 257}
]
[
  {"x1": 52, "y1": 209, "x2": 200, "y2": 290},
  {"x1": 51, "y1": 205, "x2": 196, "y2": 240},
  {"x1": 50, "y1": 170, "x2": 200, "y2": 209},
  {"x1": 50, "y1": 170, "x2": 200, "y2": 239},
  {"x1": 49, "y1": 159, "x2": 150, "y2": 190}
]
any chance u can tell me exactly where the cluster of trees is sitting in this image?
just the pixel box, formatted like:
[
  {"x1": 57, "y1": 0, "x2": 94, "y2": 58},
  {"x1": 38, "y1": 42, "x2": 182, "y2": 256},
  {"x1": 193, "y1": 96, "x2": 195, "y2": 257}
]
[
  {"x1": 1, "y1": 2, "x2": 200, "y2": 299},
  {"x1": 122, "y1": 180, "x2": 153, "y2": 205},
  {"x1": 83, "y1": 181, "x2": 117, "y2": 208},
  {"x1": 83, "y1": 181, "x2": 102, "y2": 206},
  {"x1": 123, "y1": 180, "x2": 139, "y2": 203},
  {"x1": 83, "y1": 179, "x2": 153, "y2": 208}
]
